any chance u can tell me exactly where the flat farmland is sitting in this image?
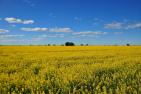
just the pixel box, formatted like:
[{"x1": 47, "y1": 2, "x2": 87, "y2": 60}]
[{"x1": 0, "y1": 46, "x2": 141, "y2": 94}]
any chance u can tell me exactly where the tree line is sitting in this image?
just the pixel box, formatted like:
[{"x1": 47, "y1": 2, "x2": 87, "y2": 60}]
[
  {"x1": 43, "y1": 42, "x2": 131, "y2": 46},
  {"x1": 0, "y1": 42, "x2": 131, "y2": 46},
  {"x1": 44, "y1": 42, "x2": 89, "y2": 46}
]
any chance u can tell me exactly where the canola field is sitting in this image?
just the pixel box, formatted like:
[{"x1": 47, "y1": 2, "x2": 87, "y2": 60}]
[{"x1": 0, "y1": 46, "x2": 141, "y2": 94}]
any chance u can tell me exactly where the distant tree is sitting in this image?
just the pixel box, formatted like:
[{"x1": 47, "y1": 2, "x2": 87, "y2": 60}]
[
  {"x1": 61, "y1": 44, "x2": 64, "y2": 46},
  {"x1": 126, "y1": 43, "x2": 130, "y2": 46},
  {"x1": 86, "y1": 44, "x2": 88, "y2": 46},
  {"x1": 48, "y1": 44, "x2": 51, "y2": 46},
  {"x1": 114, "y1": 44, "x2": 118, "y2": 46},
  {"x1": 80, "y1": 44, "x2": 84, "y2": 46},
  {"x1": 53, "y1": 44, "x2": 56, "y2": 46},
  {"x1": 65, "y1": 42, "x2": 75, "y2": 46}
]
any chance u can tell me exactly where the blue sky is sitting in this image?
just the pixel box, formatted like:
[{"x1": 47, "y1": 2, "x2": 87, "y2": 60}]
[{"x1": 0, "y1": 0, "x2": 141, "y2": 45}]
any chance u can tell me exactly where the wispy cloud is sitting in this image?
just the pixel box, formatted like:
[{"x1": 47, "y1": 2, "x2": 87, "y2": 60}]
[
  {"x1": 73, "y1": 31, "x2": 107, "y2": 35},
  {"x1": 105, "y1": 22, "x2": 141, "y2": 30},
  {"x1": 23, "y1": 0, "x2": 35, "y2": 7},
  {"x1": 92, "y1": 18, "x2": 104, "y2": 25},
  {"x1": 5, "y1": 17, "x2": 34, "y2": 24},
  {"x1": 38, "y1": 34, "x2": 64, "y2": 38},
  {"x1": 127, "y1": 23, "x2": 141, "y2": 29},
  {"x1": 0, "y1": 34, "x2": 25, "y2": 43},
  {"x1": 104, "y1": 22, "x2": 123, "y2": 29},
  {"x1": 10, "y1": 24, "x2": 16, "y2": 27},
  {"x1": 74, "y1": 17, "x2": 82, "y2": 23},
  {"x1": 0, "y1": 29, "x2": 9, "y2": 33},
  {"x1": 21, "y1": 27, "x2": 48, "y2": 32},
  {"x1": 49, "y1": 13, "x2": 56, "y2": 18},
  {"x1": 72, "y1": 31, "x2": 107, "y2": 37},
  {"x1": 114, "y1": 31, "x2": 123, "y2": 35},
  {"x1": 0, "y1": 34, "x2": 24, "y2": 38},
  {"x1": 49, "y1": 27, "x2": 73, "y2": 33},
  {"x1": 21, "y1": 27, "x2": 73, "y2": 33},
  {"x1": 31, "y1": 34, "x2": 65, "y2": 42}
]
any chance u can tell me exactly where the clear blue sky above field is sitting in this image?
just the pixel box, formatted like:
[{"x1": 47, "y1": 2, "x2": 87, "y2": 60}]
[{"x1": 0, "y1": 0, "x2": 141, "y2": 45}]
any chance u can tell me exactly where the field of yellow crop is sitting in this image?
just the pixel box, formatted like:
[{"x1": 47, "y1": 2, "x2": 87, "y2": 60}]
[{"x1": 0, "y1": 46, "x2": 141, "y2": 94}]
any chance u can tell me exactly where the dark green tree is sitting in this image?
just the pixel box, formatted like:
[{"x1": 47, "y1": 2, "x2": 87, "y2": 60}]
[
  {"x1": 65, "y1": 42, "x2": 75, "y2": 46},
  {"x1": 126, "y1": 44, "x2": 130, "y2": 46}
]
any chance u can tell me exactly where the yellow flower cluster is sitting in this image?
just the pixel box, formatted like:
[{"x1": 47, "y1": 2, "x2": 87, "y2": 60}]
[{"x1": 0, "y1": 46, "x2": 141, "y2": 94}]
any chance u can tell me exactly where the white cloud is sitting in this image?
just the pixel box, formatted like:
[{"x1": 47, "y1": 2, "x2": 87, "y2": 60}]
[
  {"x1": 114, "y1": 32, "x2": 123, "y2": 35},
  {"x1": 10, "y1": 24, "x2": 16, "y2": 27},
  {"x1": 49, "y1": 13, "x2": 56, "y2": 18},
  {"x1": 0, "y1": 29, "x2": 9, "y2": 33},
  {"x1": 23, "y1": 20, "x2": 34, "y2": 24},
  {"x1": 74, "y1": 17, "x2": 81, "y2": 22},
  {"x1": 31, "y1": 34, "x2": 64, "y2": 42},
  {"x1": 40, "y1": 34, "x2": 64, "y2": 38},
  {"x1": 0, "y1": 39, "x2": 27, "y2": 43},
  {"x1": 73, "y1": 31, "x2": 107, "y2": 35},
  {"x1": 0, "y1": 34, "x2": 24, "y2": 38},
  {"x1": 49, "y1": 28, "x2": 73, "y2": 33},
  {"x1": 21, "y1": 27, "x2": 73, "y2": 33},
  {"x1": 21, "y1": 27, "x2": 48, "y2": 32},
  {"x1": 105, "y1": 21, "x2": 141, "y2": 30},
  {"x1": 0, "y1": 34, "x2": 25, "y2": 43},
  {"x1": 92, "y1": 18, "x2": 104, "y2": 25},
  {"x1": 104, "y1": 22, "x2": 123, "y2": 29},
  {"x1": 5, "y1": 17, "x2": 21, "y2": 23},
  {"x1": 127, "y1": 23, "x2": 141, "y2": 29},
  {"x1": 23, "y1": 0, "x2": 35, "y2": 7},
  {"x1": 72, "y1": 31, "x2": 107, "y2": 37},
  {"x1": 5, "y1": 17, "x2": 34, "y2": 24}
]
